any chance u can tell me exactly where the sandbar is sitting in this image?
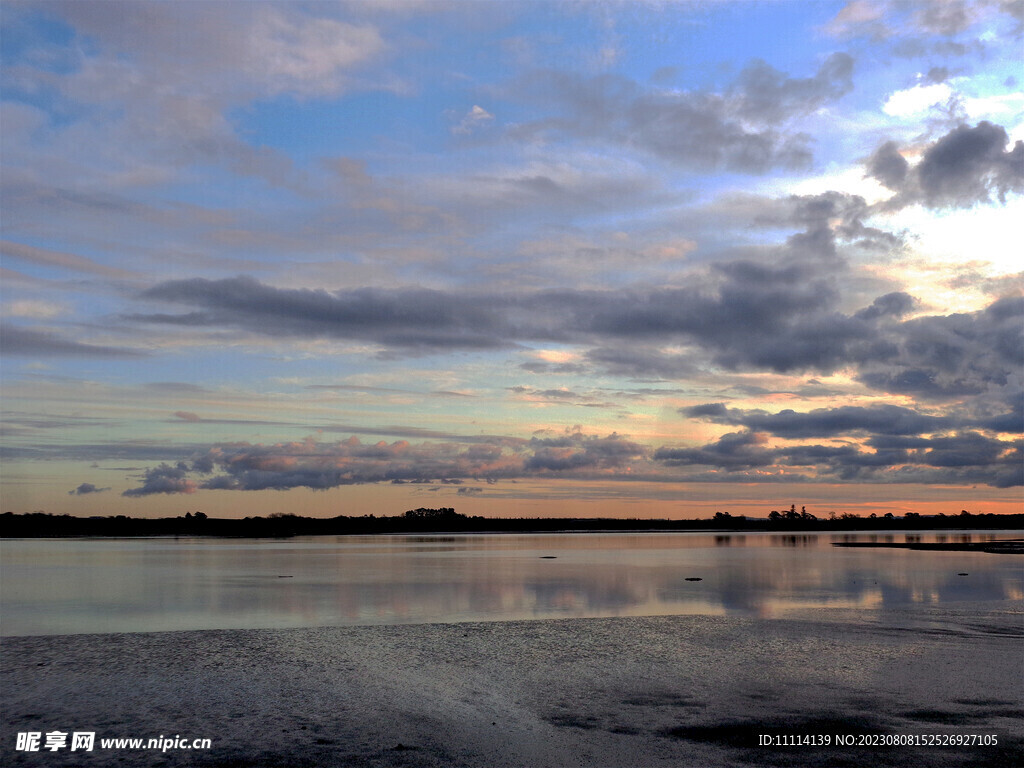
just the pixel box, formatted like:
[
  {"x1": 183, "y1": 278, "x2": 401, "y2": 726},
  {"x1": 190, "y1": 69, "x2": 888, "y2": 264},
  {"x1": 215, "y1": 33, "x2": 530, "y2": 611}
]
[{"x1": 3, "y1": 606, "x2": 1022, "y2": 767}]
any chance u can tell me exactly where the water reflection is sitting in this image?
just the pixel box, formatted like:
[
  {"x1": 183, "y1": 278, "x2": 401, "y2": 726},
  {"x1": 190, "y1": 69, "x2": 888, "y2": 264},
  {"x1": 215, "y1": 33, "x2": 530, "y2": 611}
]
[
  {"x1": 1, "y1": 531, "x2": 1020, "y2": 636},
  {"x1": 772, "y1": 534, "x2": 818, "y2": 547},
  {"x1": 714, "y1": 535, "x2": 746, "y2": 547}
]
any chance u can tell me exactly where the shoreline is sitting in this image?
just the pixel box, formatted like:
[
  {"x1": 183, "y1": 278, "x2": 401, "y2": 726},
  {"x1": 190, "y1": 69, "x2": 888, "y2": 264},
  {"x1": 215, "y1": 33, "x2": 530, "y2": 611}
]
[
  {"x1": 4, "y1": 509, "x2": 1022, "y2": 539},
  {"x1": 3, "y1": 528, "x2": 1023, "y2": 542},
  {"x1": 3, "y1": 608, "x2": 1022, "y2": 767}
]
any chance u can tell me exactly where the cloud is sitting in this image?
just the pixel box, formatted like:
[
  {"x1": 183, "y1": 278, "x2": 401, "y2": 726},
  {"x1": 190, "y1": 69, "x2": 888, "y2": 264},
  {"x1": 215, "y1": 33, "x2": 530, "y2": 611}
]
[
  {"x1": 3, "y1": 301, "x2": 66, "y2": 320},
  {"x1": 868, "y1": 121, "x2": 1024, "y2": 209},
  {"x1": 0, "y1": 240, "x2": 136, "y2": 278},
  {"x1": 866, "y1": 141, "x2": 910, "y2": 190},
  {"x1": 825, "y1": 0, "x2": 1016, "y2": 41},
  {"x1": 508, "y1": 385, "x2": 620, "y2": 409},
  {"x1": 132, "y1": 210, "x2": 868, "y2": 371},
  {"x1": 98, "y1": 390, "x2": 1024, "y2": 496},
  {"x1": 507, "y1": 54, "x2": 854, "y2": 173},
  {"x1": 130, "y1": 257, "x2": 1021, "y2": 390},
  {"x1": 856, "y1": 295, "x2": 1024, "y2": 398},
  {"x1": 882, "y1": 82, "x2": 954, "y2": 117},
  {"x1": 135, "y1": 277, "x2": 512, "y2": 353},
  {"x1": 680, "y1": 403, "x2": 958, "y2": 438},
  {"x1": 732, "y1": 53, "x2": 855, "y2": 125},
  {"x1": 823, "y1": 1, "x2": 887, "y2": 38},
  {"x1": 58, "y1": 2, "x2": 385, "y2": 99},
  {"x1": 248, "y1": 8, "x2": 385, "y2": 97},
  {"x1": 853, "y1": 291, "x2": 917, "y2": 321},
  {"x1": 122, "y1": 462, "x2": 198, "y2": 497},
  {"x1": 5, "y1": 3, "x2": 389, "y2": 196},
  {"x1": 911, "y1": 0, "x2": 977, "y2": 36},
  {"x1": 68, "y1": 482, "x2": 110, "y2": 496},
  {"x1": 654, "y1": 431, "x2": 775, "y2": 470},
  {"x1": 122, "y1": 431, "x2": 647, "y2": 495},
  {"x1": 667, "y1": 383, "x2": 1024, "y2": 487},
  {"x1": 451, "y1": 105, "x2": 495, "y2": 135},
  {"x1": 168, "y1": 411, "x2": 294, "y2": 427},
  {"x1": 654, "y1": 428, "x2": 1021, "y2": 487},
  {"x1": 583, "y1": 346, "x2": 699, "y2": 380},
  {"x1": 0, "y1": 324, "x2": 144, "y2": 358},
  {"x1": 524, "y1": 432, "x2": 648, "y2": 472}
]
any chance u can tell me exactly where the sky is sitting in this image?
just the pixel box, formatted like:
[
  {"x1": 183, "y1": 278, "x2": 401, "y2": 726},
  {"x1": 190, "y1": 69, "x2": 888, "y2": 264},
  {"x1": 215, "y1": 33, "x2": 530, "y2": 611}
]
[{"x1": 1, "y1": 0, "x2": 1022, "y2": 520}]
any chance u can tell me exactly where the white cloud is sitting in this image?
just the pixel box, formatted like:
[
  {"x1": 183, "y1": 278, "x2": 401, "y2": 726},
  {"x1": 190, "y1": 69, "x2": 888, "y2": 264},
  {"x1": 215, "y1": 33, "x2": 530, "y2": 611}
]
[
  {"x1": 451, "y1": 105, "x2": 495, "y2": 135},
  {"x1": 963, "y1": 92, "x2": 1024, "y2": 125},
  {"x1": 896, "y1": 197, "x2": 1024, "y2": 278},
  {"x1": 248, "y1": 9, "x2": 385, "y2": 97},
  {"x1": 882, "y1": 82, "x2": 953, "y2": 117}
]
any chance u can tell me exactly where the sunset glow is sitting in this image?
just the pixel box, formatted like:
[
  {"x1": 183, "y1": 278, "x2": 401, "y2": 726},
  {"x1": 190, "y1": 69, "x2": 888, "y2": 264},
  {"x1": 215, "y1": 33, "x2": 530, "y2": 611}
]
[{"x1": 1, "y1": 1, "x2": 1021, "y2": 519}]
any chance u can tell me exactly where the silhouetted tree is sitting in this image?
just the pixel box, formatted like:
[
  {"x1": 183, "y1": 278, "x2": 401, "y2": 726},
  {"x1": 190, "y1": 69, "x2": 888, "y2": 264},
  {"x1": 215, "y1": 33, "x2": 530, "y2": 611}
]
[{"x1": 404, "y1": 507, "x2": 461, "y2": 519}]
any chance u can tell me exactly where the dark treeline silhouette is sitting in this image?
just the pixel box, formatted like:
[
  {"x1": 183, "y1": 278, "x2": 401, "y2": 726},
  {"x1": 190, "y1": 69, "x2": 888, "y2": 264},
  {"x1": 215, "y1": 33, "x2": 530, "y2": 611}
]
[{"x1": 2, "y1": 507, "x2": 1022, "y2": 538}]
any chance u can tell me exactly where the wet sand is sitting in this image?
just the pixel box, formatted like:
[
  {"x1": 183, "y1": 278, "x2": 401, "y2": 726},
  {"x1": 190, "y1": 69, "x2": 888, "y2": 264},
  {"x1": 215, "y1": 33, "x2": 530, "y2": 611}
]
[{"x1": 3, "y1": 606, "x2": 1022, "y2": 767}]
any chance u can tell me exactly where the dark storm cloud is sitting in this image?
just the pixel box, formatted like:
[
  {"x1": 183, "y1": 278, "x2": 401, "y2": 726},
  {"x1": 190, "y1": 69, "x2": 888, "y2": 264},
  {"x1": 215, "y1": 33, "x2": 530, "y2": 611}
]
[
  {"x1": 508, "y1": 54, "x2": 854, "y2": 173},
  {"x1": 0, "y1": 324, "x2": 144, "y2": 358},
  {"x1": 913, "y1": 122, "x2": 1024, "y2": 206},
  {"x1": 68, "y1": 482, "x2": 110, "y2": 496},
  {"x1": 654, "y1": 431, "x2": 775, "y2": 470},
  {"x1": 134, "y1": 264, "x2": 1017, "y2": 386},
  {"x1": 137, "y1": 277, "x2": 512, "y2": 352},
  {"x1": 978, "y1": 394, "x2": 1024, "y2": 433},
  {"x1": 653, "y1": 428, "x2": 1021, "y2": 487},
  {"x1": 135, "y1": 260, "x2": 858, "y2": 374},
  {"x1": 857, "y1": 295, "x2": 1024, "y2": 398},
  {"x1": 867, "y1": 432, "x2": 1008, "y2": 467},
  {"x1": 868, "y1": 122, "x2": 1024, "y2": 209},
  {"x1": 680, "y1": 403, "x2": 956, "y2": 438},
  {"x1": 866, "y1": 141, "x2": 909, "y2": 190},
  {"x1": 853, "y1": 291, "x2": 917, "y2": 321},
  {"x1": 863, "y1": 432, "x2": 1023, "y2": 488}
]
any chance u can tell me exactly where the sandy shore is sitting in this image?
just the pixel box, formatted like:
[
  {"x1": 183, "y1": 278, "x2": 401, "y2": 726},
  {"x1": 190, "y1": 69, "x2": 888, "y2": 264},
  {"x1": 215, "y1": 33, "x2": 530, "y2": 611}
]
[{"x1": 3, "y1": 606, "x2": 1022, "y2": 767}]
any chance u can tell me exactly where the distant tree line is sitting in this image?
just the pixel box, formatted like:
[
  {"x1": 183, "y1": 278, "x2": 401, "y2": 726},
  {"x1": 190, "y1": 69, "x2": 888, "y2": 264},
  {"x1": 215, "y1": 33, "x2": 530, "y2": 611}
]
[
  {"x1": 1, "y1": 507, "x2": 1021, "y2": 538},
  {"x1": 404, "y1": 507, "x2": 460, "y2": 520}
]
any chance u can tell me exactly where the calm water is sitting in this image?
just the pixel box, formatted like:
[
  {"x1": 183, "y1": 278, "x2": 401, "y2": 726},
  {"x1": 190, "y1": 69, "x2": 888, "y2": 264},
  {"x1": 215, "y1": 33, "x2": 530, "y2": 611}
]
[{"x1": 1, "y1": 531, "x2": 1021, "y2": 636}]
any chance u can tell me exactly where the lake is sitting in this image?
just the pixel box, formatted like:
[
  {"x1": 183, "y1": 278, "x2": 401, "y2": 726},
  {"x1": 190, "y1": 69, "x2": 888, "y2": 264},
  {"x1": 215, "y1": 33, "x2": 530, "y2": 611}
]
[{"x1": 2, "y1": 530, "x2": 1021, "y2": 636}]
